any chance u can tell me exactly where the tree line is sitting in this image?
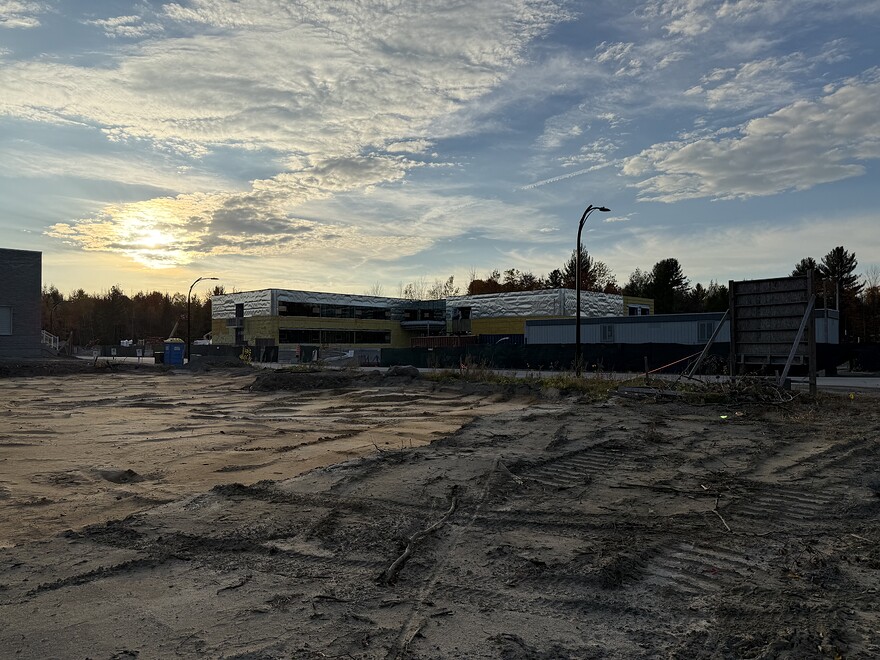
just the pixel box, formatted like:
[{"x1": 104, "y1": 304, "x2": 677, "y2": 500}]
[
  {"x1": 461, "y1": 244, "x2": 878, "y2": 342},
  {"x1": 465, "y1": 247, "x2": 728, "y2": 314},
  {"x1": 41, "y1": 284, "x2": 224, "y2": 347},
  {"x1": 42, "y1": 244, "x2": 878, "y2": 346}
]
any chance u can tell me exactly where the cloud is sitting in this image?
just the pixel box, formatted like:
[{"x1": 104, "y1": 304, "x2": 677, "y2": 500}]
[
  {"x1": 385, "y1": 139, "x2": 434, "y2": 154},
  {"x1": 622, "y1": 72, "x2": 880, "y2": 202},
  {"x1": 84, "y1": 15, "x2": 164, "y2": 39},
  {"x1": 685, "y1": 49, "x2": 851, "y2": 112},
  {"x1": 557, "y1": 138, "x2": 618, "y2": 168},
  {"x1": 0, "y1": 1, "x2": 47, "y2": 29},
  {"x1": 593, "y1": 41, "x2": 644, "y2": 76},
  {"x1": 0, "y1": 139, "x2": 233, "y2": 193},
  {"x1": 0, "y1": 0, "x2": 569, "y2": 266},
  {"x1": 46, "y1": 154, "x2": 417, "y2": 266},
  {"x1": 641, "y1": 0, "x2": 714, "y2": 37}
]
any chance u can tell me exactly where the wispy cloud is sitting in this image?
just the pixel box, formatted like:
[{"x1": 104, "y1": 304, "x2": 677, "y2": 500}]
[
  {"x1": 622, "y1": 71, "x2": 880, "y2": 202},
  {"x1": 84, "y1": 15, "x2": 163, "y2": 39},
  {"x1": 0, "y1": 0, "x2": 571, "y2": 266},
  {"x1": 0, "y1": 1, "x2": 48, "y2": 29}
]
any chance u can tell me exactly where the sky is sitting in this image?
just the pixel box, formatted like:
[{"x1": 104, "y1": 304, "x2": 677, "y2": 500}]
[{"x1": 1, "y1": 0, "x2": 879, "y2": 298}]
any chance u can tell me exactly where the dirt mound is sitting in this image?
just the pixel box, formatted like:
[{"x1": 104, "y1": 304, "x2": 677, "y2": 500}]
[
  {"x1": 0, "y1": 358, "x2": 97, "y2": 378},
  {"x1": 188, "y1": 356, "x2": 253, "y2": 371},
  {"x1": 95, "y1": 468, "x2": 145, "y2": 484},
  {"x1": 248, "y1": 369, "x2": 365, "y2": 391},
  {"x1": 0, "y1": 358, "x2": 160, "y2": 378}
]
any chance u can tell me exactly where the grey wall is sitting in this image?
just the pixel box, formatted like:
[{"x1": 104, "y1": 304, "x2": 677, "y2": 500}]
[
  {"x1": 0, "y1": 248, "x2": 42, "y2": 358},
  {"x1": 526, "y1": 311, "x2": 839, "y2": 346}
]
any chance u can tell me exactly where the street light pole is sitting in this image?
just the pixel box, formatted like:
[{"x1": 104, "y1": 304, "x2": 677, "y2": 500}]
[
  {"x1": 50, "y1": 300, "x2": 65, "y2": 335},
  {"x1": 187, "y1": 276, "x2": 219, "y2": 364},
  {"x1": 575, "y1": 204, "x2": 610, "y2": 377}
]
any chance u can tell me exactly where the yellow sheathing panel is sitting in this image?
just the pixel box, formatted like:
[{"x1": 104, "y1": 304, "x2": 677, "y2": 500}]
[
  {"x1": 245, "y1": 317, "x2": 280, "y2": 341},
  {"x1": 211, "y1": 319, "x2": 234, "y2": 345},
  {"x1": 472, "y1": 317, "x2": 528, "y2": 335}
]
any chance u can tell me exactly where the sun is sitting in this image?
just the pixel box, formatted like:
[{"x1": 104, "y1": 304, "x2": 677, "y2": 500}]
[
  {"x1": 108, "y1": 202, "x2": 196, "y2": 269},
  {"x1": 136, "y1": 227, "x2": 174, "y2": 249}
]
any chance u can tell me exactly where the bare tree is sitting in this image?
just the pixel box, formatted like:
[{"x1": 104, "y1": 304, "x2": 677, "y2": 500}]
[
  {"x1": 401, "y1": 277, "x2": 429, "y2": 300},
  {"x1": 427, "y1": 276, "x2": 460, "y2": 299}
]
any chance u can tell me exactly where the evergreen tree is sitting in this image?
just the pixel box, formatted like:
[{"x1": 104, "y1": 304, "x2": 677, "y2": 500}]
[
  {"x1": 648, "y1": 258, "x2": 689, "y2": 313},
  {"x1": 820, "y1": 246, "x2": 862, "y2": 341},
  {"x1": 820, "y1": 246, "x2": 863, "y2": 305},
  {"x1": 791, "y1": 257, "x2": 819, "y2": 277},
  {"x1": 561, "y1": 246, "x2": 616, "y2": 292},
  {"x1": 622, "y1": 268, "x2": 652, "y2": 298}
]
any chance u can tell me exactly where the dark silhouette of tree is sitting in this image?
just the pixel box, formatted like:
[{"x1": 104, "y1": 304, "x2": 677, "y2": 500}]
[
  {"x1": 791, "y1": 257, "x2": 819, "y2": 277},
  {"x1": 684, "y1": 282, "x2": 707, "y2": 313},
  {"x1": 704, "y1": 281, "x2": 729, "y2": 313},
  {"x1": 561, "y1": 246, "x2": 616, "y2": 292},
  {"x1": 820, "y1": 246, "x2": 863, "y2": 305},
  {"x1": 622, "y1": 268, "x2": 652, "y2": 298},
  {"x1": 649, "y1": 258, "x2": 689, "y2": 314},
  {"x1": 820, "y1": 246, "x2": 862, "y2": 341},
  {"x1": 858, "y1": 266, "x2": 880, "y2": 342},
  {"x1": 546, "y1": 269, "x2": 564, "y2": 289},
  {"x1": 467, "y1": 269, "x2": 505, "y2": 295}
]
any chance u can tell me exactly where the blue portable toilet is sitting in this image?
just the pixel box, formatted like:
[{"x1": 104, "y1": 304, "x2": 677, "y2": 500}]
[{"x1": 164, "y1": 338, "x2": 185, "y2": 366}]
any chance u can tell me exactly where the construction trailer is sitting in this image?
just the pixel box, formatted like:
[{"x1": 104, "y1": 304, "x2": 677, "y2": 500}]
[{"x1": 522, "y1": 310, "x2": 840, "y2": 374}]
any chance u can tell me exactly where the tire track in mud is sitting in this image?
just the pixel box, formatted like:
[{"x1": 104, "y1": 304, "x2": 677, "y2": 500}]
[
  {"x1": 727, "y1": 484, "x2": 842, "y2": 527},
  {"x1": 208, "y1": 482, "x2": 660, "y2": 540},
  {"x1": 669, "y1": 592, "x2": 857, "y2": 659},
  {"x1": 60, "y1": 522, "x2": 391, "y2": 587},
  {"x1": 639, "y1": 542, "x2": 758, "y2": 597},
  {"x1": 25, "y1": 557, "x2": 170, "y2": 597},
  {"x1": 427, "y1": 581, "x2": 645, "y2": 620},
  {"x1": 515, "y1": 441, "x2": 645, "y2": 488}
]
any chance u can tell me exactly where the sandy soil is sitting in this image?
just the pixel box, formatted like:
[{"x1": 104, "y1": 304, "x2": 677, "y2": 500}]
[
  {"x1": 1, "y1": 368, "x2": 879, "y2": 658},
  {"x1": 0, "y1": 368, "x2": 519, "y2": 547}
]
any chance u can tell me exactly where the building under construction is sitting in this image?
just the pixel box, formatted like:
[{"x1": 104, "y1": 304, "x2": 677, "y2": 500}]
[{"x1": 210, "y1": 287, "x2": 645, "y2": 361}]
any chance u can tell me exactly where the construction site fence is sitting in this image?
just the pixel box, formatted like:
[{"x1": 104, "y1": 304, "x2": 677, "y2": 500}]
[{"x1": 381, "y1": 342, "x2": 845, "y2": 375}]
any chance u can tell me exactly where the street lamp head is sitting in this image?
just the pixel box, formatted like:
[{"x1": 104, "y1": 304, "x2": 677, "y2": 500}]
[{"x1": 597, "y1": 207, "x2": 611, "y2": 212}]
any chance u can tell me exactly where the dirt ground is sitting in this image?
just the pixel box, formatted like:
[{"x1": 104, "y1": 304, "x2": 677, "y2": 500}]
[{"x1": 1, "y1": 367, "x2": 879, "y2": 659}]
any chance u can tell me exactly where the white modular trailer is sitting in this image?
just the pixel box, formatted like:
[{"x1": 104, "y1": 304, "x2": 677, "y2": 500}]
[
  {"x1": 444, "y1": 289, "x2": 625, "y2": 321},
  {"x1": 525, "y1": 310, "x2": 839, "y2": 345}
]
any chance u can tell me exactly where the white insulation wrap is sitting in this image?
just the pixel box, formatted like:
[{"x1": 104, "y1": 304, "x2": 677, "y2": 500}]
[
  {"x1": 211, "y1": 289, "x2": 439, "y2": 319},
  {"x1": 212, "y1": 290, "x2": 273, "y2": 318},
  {"x1": 445, "y1": 289, "x2": 624, "y2": 320}
]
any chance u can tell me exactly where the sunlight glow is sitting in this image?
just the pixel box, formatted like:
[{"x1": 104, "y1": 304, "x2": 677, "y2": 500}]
[{"x1": 113, "y1": 203, "x2": 194, "y2": 269}]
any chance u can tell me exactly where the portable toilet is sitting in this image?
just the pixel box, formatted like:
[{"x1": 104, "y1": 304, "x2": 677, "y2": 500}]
[{"x1": 163, "y1": 338, "x2": 185, "y2": 366}]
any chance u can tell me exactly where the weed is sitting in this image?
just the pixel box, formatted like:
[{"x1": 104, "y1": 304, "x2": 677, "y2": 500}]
[{"x1": 423, "y1": 365, "x2": 641, "y2": 401}]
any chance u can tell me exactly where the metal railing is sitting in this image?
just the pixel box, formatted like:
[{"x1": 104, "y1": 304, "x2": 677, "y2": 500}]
[{"x1": 41, "y1": 330, "x2": 59, "y2": 351}]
